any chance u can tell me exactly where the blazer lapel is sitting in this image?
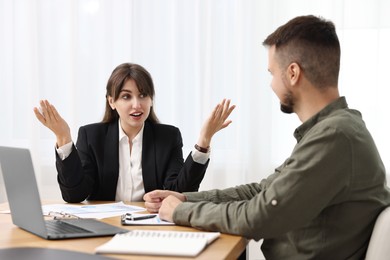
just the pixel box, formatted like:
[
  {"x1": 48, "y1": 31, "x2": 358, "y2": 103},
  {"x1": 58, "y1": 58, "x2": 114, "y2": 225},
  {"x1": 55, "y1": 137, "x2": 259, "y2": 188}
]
[
  {"x1": 103, "y1": 121, "x2": 119, "y2": 200},
  {"x1": 142, "y1": 121, "x2": 158, "y2": 192}
]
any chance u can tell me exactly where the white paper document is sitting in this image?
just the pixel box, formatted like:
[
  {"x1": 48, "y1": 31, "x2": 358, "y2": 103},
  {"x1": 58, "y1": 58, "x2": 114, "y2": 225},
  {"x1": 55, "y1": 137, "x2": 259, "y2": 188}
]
[{"x1": 42, "y1": 201, "x2": 145, "y2": 219}]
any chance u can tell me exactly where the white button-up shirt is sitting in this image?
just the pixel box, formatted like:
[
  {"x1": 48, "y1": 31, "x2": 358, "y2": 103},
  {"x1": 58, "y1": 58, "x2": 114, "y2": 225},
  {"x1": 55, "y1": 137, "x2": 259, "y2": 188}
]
[{"x1": 115, "y1": 121, "x2": 144, "y2": 202}]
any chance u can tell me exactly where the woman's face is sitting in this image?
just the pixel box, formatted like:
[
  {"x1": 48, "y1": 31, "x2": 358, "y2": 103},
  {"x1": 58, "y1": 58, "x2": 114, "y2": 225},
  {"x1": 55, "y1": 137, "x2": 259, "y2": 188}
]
[{"x1": 108, "y1": 78, "x2": 152, "y2": 135}]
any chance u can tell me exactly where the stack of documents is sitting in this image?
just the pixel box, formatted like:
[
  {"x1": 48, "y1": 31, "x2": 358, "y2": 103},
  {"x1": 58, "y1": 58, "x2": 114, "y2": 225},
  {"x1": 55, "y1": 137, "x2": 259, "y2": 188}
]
[{"x1": 41, "y1": 201, "x2": 145, "y2": 219}]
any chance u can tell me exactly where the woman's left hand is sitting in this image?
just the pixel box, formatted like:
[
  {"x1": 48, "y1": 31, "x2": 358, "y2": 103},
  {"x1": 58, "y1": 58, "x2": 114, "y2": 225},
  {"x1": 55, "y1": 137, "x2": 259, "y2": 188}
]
[{"x1": 197, "y1": 99, "x2": 235, "y2": 148}]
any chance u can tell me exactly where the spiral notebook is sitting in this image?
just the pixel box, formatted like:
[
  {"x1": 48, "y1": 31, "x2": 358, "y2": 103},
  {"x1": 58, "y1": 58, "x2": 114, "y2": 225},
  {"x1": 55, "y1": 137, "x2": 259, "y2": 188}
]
[{"x1": 95, "y1": 230, "x2": 220, "y2": 257}]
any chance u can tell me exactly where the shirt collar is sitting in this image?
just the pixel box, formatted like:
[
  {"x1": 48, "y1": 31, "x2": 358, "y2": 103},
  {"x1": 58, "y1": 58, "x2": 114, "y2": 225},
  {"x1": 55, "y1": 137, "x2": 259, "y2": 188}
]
[
  {"x1": 294, "y1": 96, "x2": 348, "y2": 142},
  {"x1": 118, "y1": 120, "x2": 144, "y2": 144}
]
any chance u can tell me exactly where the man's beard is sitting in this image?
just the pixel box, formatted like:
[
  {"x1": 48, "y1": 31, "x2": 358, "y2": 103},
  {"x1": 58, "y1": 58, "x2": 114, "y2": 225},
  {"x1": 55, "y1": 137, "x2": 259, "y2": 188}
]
[{"x1": 280, "y1": 91, "x2": 294, "y2": 114}]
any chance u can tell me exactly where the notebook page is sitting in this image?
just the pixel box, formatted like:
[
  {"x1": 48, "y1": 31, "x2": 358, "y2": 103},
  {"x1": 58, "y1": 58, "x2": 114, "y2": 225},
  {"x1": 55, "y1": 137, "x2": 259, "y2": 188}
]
[{"x1": 95, "y1": 230, "x2": 220, "y2": 257}]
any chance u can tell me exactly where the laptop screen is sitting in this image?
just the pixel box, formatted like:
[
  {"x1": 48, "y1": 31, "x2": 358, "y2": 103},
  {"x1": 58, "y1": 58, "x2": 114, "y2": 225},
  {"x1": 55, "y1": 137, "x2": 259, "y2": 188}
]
[{"x1": 0, "y1": 146, "x2": 48, "y2": 237}]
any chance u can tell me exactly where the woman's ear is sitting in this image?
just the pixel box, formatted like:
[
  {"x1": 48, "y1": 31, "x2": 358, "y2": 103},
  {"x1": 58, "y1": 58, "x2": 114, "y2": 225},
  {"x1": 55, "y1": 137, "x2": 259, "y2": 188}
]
[{"x1": 107, "y1": 96, "x2": 115, "y2": 110}]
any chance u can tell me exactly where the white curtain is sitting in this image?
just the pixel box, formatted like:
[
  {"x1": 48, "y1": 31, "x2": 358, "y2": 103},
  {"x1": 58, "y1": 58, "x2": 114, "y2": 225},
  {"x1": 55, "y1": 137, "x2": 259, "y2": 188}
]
[{"x1": 1, "y1": 0, "x2": 389, "y2": 205}]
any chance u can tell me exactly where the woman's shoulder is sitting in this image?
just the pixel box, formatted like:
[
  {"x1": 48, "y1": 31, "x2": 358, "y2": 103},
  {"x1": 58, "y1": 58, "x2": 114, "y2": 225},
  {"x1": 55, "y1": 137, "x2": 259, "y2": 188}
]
[
  {"x1": 145, "y1": 122, "x2": 181, "y2": 139},
  {"x1": 147, "y1": 122, "x2": 180, "y2": 133},
  {"x1": 79, "y1": 121, "x2": 116, "y2": 133},
  {"x1": 146, "y1": 122, "x2": 182, "y2": 144}
]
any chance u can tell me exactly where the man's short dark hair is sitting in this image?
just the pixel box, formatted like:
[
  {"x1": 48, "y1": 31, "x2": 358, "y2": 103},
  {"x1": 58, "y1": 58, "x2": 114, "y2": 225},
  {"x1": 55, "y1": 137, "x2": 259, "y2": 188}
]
[{"x1": 263, "y1": 15, "x2": 341, "y2": 89}]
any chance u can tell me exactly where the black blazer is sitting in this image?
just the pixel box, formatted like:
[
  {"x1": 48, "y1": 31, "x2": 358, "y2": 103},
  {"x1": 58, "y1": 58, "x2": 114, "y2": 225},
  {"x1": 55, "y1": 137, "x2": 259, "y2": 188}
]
[{"x1": 55, "y1": 120, "x2": 209, "y2": 203}]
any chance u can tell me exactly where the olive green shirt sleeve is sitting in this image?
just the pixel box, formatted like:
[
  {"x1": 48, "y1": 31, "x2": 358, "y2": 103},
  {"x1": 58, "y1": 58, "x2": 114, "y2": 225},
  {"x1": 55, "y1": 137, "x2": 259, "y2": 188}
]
[{"x1": 173, "y1": 125, "x2": 354, "y2": 241}]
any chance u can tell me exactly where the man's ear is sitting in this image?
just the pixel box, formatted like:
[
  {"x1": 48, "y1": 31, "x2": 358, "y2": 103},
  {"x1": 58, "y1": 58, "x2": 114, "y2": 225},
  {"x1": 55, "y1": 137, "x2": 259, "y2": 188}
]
[
  {"x1": 287, "y1": 62, "x2": 301, "y2": 86},
  {"x1": 107, "y1": 96, "x2": 115, "y2": 110}
]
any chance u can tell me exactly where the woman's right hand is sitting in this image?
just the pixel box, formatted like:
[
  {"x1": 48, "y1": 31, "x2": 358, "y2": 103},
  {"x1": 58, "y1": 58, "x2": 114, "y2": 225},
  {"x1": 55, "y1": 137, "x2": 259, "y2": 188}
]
[{"x1": 33, "y1": 100, "x2": 72, "y2": 147}]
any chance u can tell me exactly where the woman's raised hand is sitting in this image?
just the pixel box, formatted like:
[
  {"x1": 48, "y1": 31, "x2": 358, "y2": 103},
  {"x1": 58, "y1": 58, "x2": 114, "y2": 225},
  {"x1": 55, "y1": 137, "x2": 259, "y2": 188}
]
[
  {"x1": 197, "y1": 99, "x2": 236, "y2": 149},
  {"x1": 33, "y1": 100, "x2": 72, "y2": 147}
]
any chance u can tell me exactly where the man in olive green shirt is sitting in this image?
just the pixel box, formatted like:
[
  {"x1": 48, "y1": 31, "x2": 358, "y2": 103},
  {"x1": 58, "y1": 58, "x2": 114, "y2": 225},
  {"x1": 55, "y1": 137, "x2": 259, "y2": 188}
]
[{"x1": 144, "y1": 15, "x2": 390, "y2": 259}]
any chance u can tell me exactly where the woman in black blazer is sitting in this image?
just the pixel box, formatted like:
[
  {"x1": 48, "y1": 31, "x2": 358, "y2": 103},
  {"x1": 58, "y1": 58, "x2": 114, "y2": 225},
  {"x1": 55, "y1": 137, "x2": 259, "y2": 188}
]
[{"x1": 34, "y1": 63, "x2": 235, "y2": 203}]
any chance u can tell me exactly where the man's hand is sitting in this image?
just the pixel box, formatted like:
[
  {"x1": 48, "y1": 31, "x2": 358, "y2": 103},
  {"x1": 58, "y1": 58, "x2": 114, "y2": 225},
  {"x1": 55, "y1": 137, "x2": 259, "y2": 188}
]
[
  {"x1": 158, "y1": 195, "x2": 183, "y2": 222},
  {"x1": 143, "y1": 190, "x2": 186, "y2": 213}
]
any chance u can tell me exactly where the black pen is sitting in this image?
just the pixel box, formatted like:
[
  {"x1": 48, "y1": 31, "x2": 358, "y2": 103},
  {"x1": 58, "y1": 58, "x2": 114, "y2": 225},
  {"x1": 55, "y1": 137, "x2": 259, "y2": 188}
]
[{"x1": 122, "y1": 214, "x2": 157, "y2": 221}]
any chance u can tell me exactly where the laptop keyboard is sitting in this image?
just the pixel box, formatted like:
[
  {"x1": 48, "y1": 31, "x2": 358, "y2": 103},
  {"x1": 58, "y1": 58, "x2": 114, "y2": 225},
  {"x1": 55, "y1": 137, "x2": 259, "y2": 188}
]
[{"x1": 45, "y1": 220, "x2": 92, "y2": 234}]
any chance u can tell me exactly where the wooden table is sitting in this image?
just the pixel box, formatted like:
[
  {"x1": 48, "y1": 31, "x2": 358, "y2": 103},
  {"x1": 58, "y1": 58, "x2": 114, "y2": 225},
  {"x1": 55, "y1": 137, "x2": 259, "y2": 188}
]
[{"x1": 0, "y1": 201, "x2": 247, "y2": 260}]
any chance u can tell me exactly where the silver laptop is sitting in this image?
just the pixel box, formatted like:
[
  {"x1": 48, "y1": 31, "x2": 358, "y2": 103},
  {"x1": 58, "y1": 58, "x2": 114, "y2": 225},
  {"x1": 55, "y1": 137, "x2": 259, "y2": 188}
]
[{"x1": 0, "y1": 146, "x2": 128, "y2": 240}]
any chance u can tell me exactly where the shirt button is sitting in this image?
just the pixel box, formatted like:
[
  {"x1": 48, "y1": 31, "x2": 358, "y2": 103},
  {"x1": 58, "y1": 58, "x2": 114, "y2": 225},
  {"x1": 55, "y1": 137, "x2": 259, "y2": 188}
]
[{"x1": 271, "y1": 199, "x2": 278, "y2": 206}]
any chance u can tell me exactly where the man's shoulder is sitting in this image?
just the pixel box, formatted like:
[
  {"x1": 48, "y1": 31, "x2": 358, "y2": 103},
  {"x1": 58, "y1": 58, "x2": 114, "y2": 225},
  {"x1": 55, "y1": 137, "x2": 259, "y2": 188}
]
[{"x1": 320, "y1": 108, "x2": 364, "y2": 131}]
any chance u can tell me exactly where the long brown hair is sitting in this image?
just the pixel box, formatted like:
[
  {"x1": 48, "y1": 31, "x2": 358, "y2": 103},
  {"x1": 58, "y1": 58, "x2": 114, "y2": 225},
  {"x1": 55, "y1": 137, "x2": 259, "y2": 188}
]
[{"x1": 102, "y1": 63, "x2": 159, "y2": 124}]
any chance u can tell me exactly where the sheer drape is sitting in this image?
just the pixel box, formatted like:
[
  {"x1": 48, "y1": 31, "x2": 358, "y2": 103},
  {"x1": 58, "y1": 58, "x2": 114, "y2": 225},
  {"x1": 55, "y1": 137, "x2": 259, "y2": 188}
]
[
  {"x1": 1, "y1": 0, "x2": 389, "y2": 205},
  {"x1": 1, "y1": 1, "x2": 389, "y2": 259}
]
